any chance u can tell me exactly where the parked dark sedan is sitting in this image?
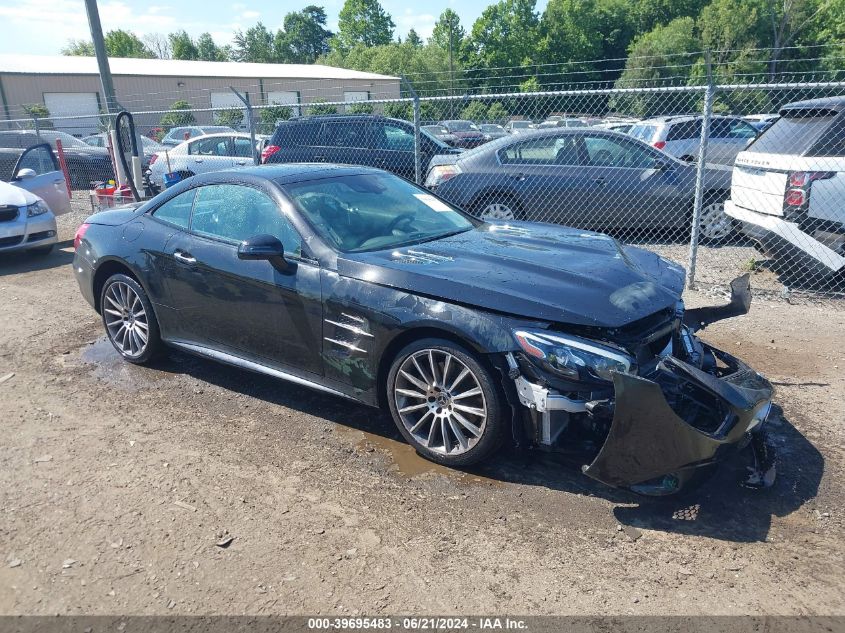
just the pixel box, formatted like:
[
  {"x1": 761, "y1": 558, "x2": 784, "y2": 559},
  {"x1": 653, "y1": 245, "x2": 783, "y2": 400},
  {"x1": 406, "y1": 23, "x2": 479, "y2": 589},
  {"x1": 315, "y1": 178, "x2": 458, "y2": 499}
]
[
  {"x1": 72, "y1": 165, "x2": 775, "y2": 495},
  {"x1": 440, "y1": 120, "x2": 487, "y2": 149},
  {"x1": 426, "y1": 128, "x2": 735, "y2": 243},
  {"x1": 0, "y1": 130, "x2": 114, "y2": 189}
]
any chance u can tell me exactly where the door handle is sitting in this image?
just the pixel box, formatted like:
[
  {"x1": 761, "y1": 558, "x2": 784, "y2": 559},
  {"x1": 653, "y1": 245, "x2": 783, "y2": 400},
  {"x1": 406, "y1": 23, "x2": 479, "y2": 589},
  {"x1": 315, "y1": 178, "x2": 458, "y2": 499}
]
[
  {"x1": 52, "y1": 178, "x2": 64, "y2": 184},
  {"x1": 235, "y1": 160, "x2": 247, "y2": 165},
  {"x1": 512, "y1": 173, "x2": 527, "y2": 181},
  {"x1": 173, "y1": 251, "x2": 196, "y2": 265},
  {"x1": 194, "y1": 158, "x2": 204, "y2": 163},
  {"x1": 593, "y1": 177, "x2": 607, "y2": 185},
  {"x1": 313, "y1": 155, "x2": 326, "y2": 162}
]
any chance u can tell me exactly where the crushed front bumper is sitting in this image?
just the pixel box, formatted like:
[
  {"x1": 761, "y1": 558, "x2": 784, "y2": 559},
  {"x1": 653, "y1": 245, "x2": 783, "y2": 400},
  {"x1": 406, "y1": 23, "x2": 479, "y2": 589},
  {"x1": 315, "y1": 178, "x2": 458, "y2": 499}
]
[{"x1": 508, "y1": 342, "x2": 774, "y2": 494}]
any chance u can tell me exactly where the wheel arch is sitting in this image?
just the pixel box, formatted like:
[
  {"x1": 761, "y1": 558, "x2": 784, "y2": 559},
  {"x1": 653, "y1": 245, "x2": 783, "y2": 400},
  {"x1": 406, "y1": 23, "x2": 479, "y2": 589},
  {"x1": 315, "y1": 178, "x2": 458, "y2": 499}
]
[
  {"x1": 91, "y1": 258, "x2": 144, "y2": 314},
  {"x1": 375, "y1": 325, "x2": 489, "y2": 410},
  {"x1": 468, "y1": 187, "x2": 523, "y2": 213}
]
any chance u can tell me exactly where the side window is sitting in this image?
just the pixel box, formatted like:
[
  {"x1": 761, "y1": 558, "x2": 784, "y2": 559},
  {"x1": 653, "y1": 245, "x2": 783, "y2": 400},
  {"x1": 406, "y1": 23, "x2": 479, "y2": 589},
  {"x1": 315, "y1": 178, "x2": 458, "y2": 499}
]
[
  {"x1": 667, "y1": 120, "x2": 701, "y2": 141},
  {"x1": 320, "y1": 121, "x2": 370, "y2": 149},
  {"x1": 378, "y1": 124, "x2": 415, "y2": 151},
  {"x1": 190, "y1": 184, "x2": 302, "y2": 257},
  {"x1": 189, "y1": 137, "x2": 230, "y2": 156},
  {"x1": 710, "y1": 119, "x2": 732, "y2": 138},
  {"x1": 233, "y1": 137, "x2": 253, "y2": 157},
  {"x1": 727, "y1": 120, "x2": 758, "y2": 139},
  {"x1": 583, "y1": 136, "x2": 656, "y2": 169},
  {"x1": 276, "y1": 122, "x2": 317, "y2": 147},
  {"x1": 152, "y1": 189, "x2": 196, "y2": 228},
  {"x1": 16, "y1": 145, "x2": 57, "y2": 177},
  {"x1": 499, "y1": 136, "x2": 580, "y2": 166}
]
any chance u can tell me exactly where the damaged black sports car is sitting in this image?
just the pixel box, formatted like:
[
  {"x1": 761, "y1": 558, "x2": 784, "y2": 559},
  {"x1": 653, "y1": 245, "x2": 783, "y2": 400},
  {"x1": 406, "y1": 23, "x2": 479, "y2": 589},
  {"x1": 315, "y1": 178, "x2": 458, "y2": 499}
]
[{"x1": 72, "y1": 165, "x2": 776, "y2": 495}]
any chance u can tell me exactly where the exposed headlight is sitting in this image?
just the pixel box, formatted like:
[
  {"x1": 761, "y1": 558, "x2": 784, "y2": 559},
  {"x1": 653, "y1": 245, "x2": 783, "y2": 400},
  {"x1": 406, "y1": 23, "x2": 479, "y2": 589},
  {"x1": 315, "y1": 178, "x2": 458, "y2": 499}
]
[
  {"x1": 424, "y1": 164, "x2": 461, "y2": 188},
  {"x1": 513, "y1": 329, "x2": 634, "y2": 381},
  {"x1": 27, "y1": 201, "x2": 50, "y2": 217}
]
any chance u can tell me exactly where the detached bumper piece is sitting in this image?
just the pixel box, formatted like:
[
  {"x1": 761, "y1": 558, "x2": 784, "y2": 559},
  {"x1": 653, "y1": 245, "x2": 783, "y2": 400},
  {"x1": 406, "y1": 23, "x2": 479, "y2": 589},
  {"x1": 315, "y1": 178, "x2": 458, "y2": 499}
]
[{"x1": 582, "y1": 345, "x2": 774, "y2": 494}]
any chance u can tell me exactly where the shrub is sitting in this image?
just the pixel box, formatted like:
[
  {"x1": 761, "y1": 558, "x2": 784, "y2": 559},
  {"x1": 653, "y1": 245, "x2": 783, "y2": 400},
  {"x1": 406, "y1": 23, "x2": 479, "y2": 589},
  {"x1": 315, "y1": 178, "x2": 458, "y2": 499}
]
[{"x1": 160, "y1": 100, "x2": 196, "y2": 128}]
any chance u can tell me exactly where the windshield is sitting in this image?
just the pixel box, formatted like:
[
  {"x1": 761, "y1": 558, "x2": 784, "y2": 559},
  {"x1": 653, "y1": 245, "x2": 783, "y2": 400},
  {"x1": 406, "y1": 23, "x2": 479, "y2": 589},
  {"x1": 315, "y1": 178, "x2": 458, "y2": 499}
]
[
  {"x1": 141, "y1": 137, "x2": 165, "y2": 151},
  {"x1": 446, "y1": 121, "x2": 479, "y2": 131},
  {"x1": 202, "y1": 126, "x2": 236, "y2": 133},
  {"x1": 480, "y1": 125, "x2": 504, "y2": 132},
  {"x1": 284, "y1": 172, "x2": 474, "y2": 253},
  {"x1": 510, "y1": 121, "x2": 531, "y2": 129},
  {"x1": 746, "y1": 111, "x2": 838, "y2": 156}
]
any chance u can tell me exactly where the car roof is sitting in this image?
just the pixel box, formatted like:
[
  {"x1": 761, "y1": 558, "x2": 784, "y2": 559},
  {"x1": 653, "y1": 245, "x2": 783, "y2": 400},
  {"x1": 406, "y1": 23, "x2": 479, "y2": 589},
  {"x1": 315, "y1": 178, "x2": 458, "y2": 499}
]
[
  {"x1": 243, "y1": 163, "x2": 387, "y2": 185},
  {"x1": 779, "y1": 96, "x2": 845, "y2": 114}
]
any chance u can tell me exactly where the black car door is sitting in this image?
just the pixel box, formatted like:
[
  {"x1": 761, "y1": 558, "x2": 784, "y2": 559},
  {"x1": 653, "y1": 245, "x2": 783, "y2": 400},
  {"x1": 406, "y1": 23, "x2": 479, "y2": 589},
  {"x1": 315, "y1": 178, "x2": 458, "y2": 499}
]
[
  {"x1": 319, "y1": 120, "x2": 373, "y2": 168},
  {"x1": 368, "y1": 121, "x2": 416, "y2": 179},
  {"x1": 162, "y1": 183, "x2": 323, "y2": 375}
]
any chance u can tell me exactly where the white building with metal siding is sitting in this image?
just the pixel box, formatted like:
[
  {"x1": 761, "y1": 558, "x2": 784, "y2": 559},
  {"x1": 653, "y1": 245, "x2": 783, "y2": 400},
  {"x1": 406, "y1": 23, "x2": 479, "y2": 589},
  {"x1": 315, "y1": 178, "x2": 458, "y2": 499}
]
[{"x1": 0, "y1": 55, "x2": 400, "y2": 135}]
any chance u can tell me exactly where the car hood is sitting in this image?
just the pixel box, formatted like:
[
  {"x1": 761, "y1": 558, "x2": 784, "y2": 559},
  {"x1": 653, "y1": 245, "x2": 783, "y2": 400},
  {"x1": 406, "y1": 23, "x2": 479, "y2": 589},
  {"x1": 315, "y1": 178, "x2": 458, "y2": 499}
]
[
  {"x1": 85, "y1": 202, "x2": 146, "y2": 226},
  {"x1": 337, "y1": 222, "x2": 685, "y2": 328},
  {"x1": 451, "y1": 130, "x2": 484, "y2": 138},
  {"x1": 0, "y1": 180, "x2": 40, "y2": 207}
]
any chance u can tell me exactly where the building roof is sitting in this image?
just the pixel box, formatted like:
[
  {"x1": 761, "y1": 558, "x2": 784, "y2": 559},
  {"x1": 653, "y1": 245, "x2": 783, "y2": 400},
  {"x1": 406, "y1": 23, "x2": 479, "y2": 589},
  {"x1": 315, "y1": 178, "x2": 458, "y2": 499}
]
[{"x1": 0, "y1": 54, "x2": 398, "y2": 81}]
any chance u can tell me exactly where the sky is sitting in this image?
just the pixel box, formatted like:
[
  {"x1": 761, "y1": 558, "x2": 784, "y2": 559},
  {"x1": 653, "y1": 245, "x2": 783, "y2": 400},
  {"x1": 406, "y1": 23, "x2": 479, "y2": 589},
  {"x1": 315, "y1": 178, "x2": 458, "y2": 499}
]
[{"x1": 0, "y1": 0, "x2": 549, "y2": 57}]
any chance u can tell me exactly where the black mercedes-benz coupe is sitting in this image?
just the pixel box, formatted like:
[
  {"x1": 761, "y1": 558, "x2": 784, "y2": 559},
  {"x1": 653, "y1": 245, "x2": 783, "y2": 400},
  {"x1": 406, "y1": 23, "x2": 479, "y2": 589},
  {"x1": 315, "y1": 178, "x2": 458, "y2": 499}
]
[{"x1": 72, "y1": 164, "x2": 776, "y2": 495}]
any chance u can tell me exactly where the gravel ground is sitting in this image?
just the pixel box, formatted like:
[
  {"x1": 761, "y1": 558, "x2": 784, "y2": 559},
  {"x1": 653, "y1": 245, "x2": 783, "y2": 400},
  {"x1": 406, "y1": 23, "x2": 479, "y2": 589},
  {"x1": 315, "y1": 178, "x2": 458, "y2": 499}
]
[{"x1": 0, "y1": 207, "x2": 843, "y2": 616}]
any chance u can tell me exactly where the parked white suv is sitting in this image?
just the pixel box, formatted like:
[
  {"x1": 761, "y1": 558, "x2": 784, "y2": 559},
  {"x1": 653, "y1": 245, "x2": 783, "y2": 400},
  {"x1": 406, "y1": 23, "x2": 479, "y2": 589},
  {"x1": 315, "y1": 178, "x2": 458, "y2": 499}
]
[
  {"x1": 629, "y1": 115, "x2": 759, "y2": 165},
  {"x1": 724, "y1": 97, "x2": 845, "y2": 279}
]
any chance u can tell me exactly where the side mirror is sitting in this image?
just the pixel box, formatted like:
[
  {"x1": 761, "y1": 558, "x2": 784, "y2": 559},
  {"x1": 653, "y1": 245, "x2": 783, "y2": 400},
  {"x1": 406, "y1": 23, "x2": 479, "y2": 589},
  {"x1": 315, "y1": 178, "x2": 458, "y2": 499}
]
[
  {"x1": 237, "y1": 234, "x2": 291, "y2": 272},
  {"x1": 15, "y1": 168, "x2": 36, "y2": 180}
]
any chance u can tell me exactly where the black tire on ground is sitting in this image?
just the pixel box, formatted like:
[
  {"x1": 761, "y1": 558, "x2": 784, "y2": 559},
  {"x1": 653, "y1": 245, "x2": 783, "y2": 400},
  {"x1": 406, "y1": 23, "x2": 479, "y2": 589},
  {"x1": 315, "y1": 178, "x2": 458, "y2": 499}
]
[
  {"x1": 386, "y1": 337, "x2": 507, "y2": 467},
  {"x1": 100, "y1": 273, "x2": 164, "y2": 365}
]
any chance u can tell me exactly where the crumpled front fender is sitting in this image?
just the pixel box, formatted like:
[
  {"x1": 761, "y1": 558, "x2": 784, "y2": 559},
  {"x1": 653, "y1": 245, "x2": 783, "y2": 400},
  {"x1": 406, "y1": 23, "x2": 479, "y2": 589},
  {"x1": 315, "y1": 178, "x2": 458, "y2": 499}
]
[{"x1": 582, "y1": 347, "x2": 773, "y2": 490}]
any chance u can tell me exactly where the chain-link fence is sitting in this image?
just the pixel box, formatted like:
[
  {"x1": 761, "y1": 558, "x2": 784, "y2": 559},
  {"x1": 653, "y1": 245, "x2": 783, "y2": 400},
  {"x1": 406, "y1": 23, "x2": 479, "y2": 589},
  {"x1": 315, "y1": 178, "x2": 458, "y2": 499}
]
[{"x1": 2, "y1": 52, "x2": 844, "y2": 302}]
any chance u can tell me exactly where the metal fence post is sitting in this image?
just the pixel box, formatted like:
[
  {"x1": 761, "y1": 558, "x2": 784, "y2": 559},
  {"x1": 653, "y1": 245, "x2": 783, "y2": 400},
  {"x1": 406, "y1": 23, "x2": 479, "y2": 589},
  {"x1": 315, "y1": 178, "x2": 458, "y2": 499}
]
[
  {"x1": 687, "y1": 50, "x2": 714, "y2": 290},
  {"x1": 229, "y1": 86, "x2": 258, "y2": 165},
  {"x1": 401, "y1": 76, "x2": 422, "y2": 184}
]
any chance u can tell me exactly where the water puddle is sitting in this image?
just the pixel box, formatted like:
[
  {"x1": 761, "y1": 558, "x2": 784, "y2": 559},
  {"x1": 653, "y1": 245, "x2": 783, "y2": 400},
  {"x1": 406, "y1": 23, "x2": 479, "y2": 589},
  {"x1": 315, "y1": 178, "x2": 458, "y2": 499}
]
[
  {"x1": 337, "y1": 426, "x2": 503, "y2": 487},
  {"x1": 77, "y1": 337, "x2": 164, "y2": 390}
]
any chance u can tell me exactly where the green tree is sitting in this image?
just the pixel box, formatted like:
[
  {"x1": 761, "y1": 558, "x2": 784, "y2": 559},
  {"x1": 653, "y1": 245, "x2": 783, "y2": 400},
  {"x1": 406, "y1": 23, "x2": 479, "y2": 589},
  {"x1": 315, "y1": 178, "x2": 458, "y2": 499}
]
[
  {"x1": 232, "y1": 22, "x2": 276, "y2": 62},
  {"x1": 336, "y1": 0, "x2": 395, "y2": 49},
  {"x1": 461, "y1": 101, "x2": 489, "y2": 121},
  {"x1": 307, "y1": 99, "x2": 338, "y2": 115},
  {"x1": 347, "y1": 102, "x2": 375, "y2": 114},
  {"x1": 274, "y1": 6, "x2": 333, "y2": 63},
  {"x1": 699, "y1": 0, "x2": 767, "y2": 78},
  {"x1": 160, "y1": 100, "x2": 196, "y2": 128},
  {"x1": 610, "y1": 17, "x2": 701, "y2": 116},
  {"x1": 62, "y1": 40, "x2": 95, "y2": 56},
  {"x1": 430, "y1": 9, "x2": 466, "y2": 52},
  {"x1": 62, "y1": 29, "x2": 154, "y2": 58},
  {"x1": 214, "y1": 107, "x2": 244, "y2": 128},
  {"x1": 22, "y1": 103, "x2": 54, "y2": 129},
  {"x1": 630, "y1": 0, "x2": 708, "y2": 34},
  {"x1": 104, "y1": 30, "x2": 156, "y2": 58},
  {"x1": 487, "y1": 102, "x2": 509, "y2": 122},
  {"x1": 169, "y1": 30, "x2": 199, "y2": 60},
  {"x1": 466, "y1": 0, "x2": 540, "y2": 85},
  {"x1": 197, "y1": 33, "x2": 228, "y2": 61},
  {"x1": 406, "y1": 29, "x2": 423, "y2": 48},
  {"x1": 259, "y1": 103, "x2": 293, "y2": 134},
  {"x1": 538, "y1": 0, "x2": 604, "y2": 80},
  {"x1": 383, "y1": 102, "x2": 412, "y2": 119}
]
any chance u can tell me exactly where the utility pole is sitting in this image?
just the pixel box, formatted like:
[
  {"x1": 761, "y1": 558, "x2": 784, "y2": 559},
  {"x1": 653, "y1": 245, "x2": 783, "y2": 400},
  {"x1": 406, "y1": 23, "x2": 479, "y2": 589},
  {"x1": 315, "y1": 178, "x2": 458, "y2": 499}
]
[{"x1": 84, "y1": 0, "x2": 118, "y2": 114}]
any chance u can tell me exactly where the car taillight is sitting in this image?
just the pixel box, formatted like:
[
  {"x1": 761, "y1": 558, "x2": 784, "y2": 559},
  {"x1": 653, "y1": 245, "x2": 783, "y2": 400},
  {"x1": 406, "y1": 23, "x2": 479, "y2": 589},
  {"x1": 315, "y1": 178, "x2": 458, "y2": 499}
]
[
  {"x1": 261, "y1": 144, "x2": 281, "y2": 163},
  {"x1": 784, "y1": 189, "x2": 805, "y2": 206},
  {"x1": 149, "y1": 153, "x2": 158, "y2": 165},
  {"x1": 788, "y1": 171, "x2": 834, "y2": 187},
  {"x1": 424, "y1": 164, "x2": 460, "y2": 188},
  {"x1": 653, "y1": 141, "x2": 666, "y2": 150},
  {"x1": 74, "y1": 223, "x2": 90, "y2": 250}
]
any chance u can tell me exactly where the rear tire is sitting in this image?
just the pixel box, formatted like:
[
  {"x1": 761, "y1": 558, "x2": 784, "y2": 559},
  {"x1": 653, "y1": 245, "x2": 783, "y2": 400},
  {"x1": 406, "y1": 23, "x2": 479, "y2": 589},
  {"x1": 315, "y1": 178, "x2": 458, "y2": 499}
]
[
  {"x1": 100, "y1": 273, "x2": 163, "y2": 365},
  {"x1": 387, "y1": 338, "x2": 506, "y2": 467}
]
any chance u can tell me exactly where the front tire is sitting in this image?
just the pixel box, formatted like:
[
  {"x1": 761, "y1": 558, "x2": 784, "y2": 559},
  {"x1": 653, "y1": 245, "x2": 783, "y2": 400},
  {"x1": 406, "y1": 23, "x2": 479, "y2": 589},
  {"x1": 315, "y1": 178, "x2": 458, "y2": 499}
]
[
  {"x1": 387, "y1": 338, "x2": 506, "y2": 467},
  {"x1": 100, "y1": 273, "x2": 163, "y2": 364}
]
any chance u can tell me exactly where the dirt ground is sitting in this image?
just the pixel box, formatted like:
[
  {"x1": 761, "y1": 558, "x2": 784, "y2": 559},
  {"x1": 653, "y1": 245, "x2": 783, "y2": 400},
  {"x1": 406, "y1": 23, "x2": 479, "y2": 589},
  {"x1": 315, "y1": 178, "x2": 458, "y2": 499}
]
[{"x1": 1, "y1": 207, "x2": 844, "y2": 616}]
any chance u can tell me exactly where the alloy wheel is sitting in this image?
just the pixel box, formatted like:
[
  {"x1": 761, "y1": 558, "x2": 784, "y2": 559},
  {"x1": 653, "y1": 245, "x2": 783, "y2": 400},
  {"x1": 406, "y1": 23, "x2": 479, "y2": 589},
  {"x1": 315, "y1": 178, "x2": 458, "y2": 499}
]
[
  {"x1": 699, "y1": 202, "x2": 733, "y2": 242},
  {"x1": 479, "y1": 202, "x2": 516, "y2": 221},
  {"x1": 394, "y1": 349, "x2": 488, "y2": 456},
  {"x1": 103, "y1": 281, "x2": 149, "y2": 358}
]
